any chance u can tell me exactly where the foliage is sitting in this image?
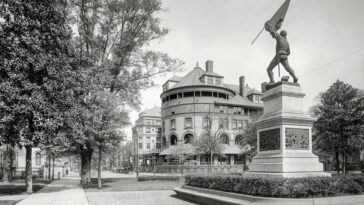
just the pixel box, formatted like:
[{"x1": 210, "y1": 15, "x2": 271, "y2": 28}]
[
  {"x1": 0, "y1": 0, "x2": 81, "y2": 191},
  {"x1": 185, "y1": 174, "x2": 364, "y2": 198},
  {"x1": 137, "y1": 175, "x2": 180, "y2": 182},
  {"x1": 311, "y1": 80, "x2": 364, "y2": 173}
]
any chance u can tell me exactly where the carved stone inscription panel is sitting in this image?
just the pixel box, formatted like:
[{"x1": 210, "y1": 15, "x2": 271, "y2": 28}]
[
  {"x1": 285, "y1": 128, "x2": 309, "y2": 150},
  {"x1": 259, "y1": 128, "x2": 280, "y2": 151}
]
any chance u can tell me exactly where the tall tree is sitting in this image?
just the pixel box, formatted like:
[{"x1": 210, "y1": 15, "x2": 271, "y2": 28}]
[
  {"x1": 0, "y1": 0, "x2": 80, "y2": 192},
  {"x1": 70, "y1": 0, "x2": 183, "y2": 185},
  {"x1": 312, "y1": 80, "x2": 364, "y2": 173}
]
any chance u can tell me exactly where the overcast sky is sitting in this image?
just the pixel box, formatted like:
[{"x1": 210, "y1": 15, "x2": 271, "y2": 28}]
[{"x1": 125, "y1": 0, "x2": 364, "y2": 139}]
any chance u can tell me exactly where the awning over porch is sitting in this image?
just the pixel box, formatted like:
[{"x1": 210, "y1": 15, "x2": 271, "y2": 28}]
[
  {"x1": 220, "y1": 144, "x2": 251, "y2": 155},
  {"x1": 159, "y1": 144, "x2": 196, "y2": 156}
]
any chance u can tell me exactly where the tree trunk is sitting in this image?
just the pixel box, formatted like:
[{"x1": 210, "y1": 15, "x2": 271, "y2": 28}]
[
  {"x1": 25, "y1": 145, "x2": 33, "y2": 193},
  {"x1": 210, "y1": 152, "x2": 213, "y2": 173},
  {"x1": 80, "y1": 147, "x2": 93, "y2": 185},
  {"x1": 335, "y1": 150, "x2": 340, "y2": 173},
  {"x1": 342, "y1": 151, "x2": 347, "y2": 174},
  {"x1": 2, "y1": 146, "x2": 12, "y2": 183},
  {"x1": 98, "y1": 146, "x2": 102, "y2": 189},
  {"x1": 52, "y1": 155, "x2": 55, "y2": 180},
  {"x1": 48, "y1": 155, "x2": 51, "y2": 179}
]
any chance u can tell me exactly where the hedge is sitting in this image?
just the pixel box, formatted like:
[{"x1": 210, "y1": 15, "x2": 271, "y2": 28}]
[
  {"x1": 137, "y1": 175, "x2": 180, "y2": 182},
  {"x1": 184, "y1": 174, "x2": 364, "y2": 198}
]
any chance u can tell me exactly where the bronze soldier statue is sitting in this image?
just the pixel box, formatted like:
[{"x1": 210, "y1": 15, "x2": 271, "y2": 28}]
[{"x1": 265, "y1": 21, "x2": 298, "y2": 84}]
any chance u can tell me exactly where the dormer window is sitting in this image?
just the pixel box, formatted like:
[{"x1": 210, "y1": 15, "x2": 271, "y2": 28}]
[
  {"x1": 215, "y1": 77, "x2": 221, "y2": 85},
  {"x1": 207, "y1": 76, "x2": 213, "y2": 84}
]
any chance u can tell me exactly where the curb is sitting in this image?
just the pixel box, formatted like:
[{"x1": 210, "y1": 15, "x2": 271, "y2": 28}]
[{"x1": 173, "y1": 185, "x2": 364, "y2": 205}]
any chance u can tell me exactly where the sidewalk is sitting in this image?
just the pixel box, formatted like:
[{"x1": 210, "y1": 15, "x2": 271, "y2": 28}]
[{"x1": 16, "y1": 176, "x2": 88, "y2": 205}]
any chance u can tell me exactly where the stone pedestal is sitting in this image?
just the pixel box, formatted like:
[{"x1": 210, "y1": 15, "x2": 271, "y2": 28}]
[{"x1": 248, "y1": 82, "x2": 330, "y2": 177}]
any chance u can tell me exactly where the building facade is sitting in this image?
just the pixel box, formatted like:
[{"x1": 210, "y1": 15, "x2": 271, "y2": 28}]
[
  {"x1": 159, "y1": 60, "x2": 263, "y2": 171},
  {"x1": 132, "y1": 107, "x2": 162, "y2": 171}
]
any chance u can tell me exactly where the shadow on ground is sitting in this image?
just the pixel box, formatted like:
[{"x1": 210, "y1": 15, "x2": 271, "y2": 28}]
[
  {"x1": 0, "y1": 179, "x2": 52, "y2": 196},
  {"x1": 83, "y1": 177, "x2": 184, "y2": 192}
]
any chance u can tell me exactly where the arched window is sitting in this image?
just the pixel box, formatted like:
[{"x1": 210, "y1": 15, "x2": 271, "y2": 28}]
[
  {"x1": 162, "y1": 137, "x2": 167, "y2": 147},
  {"x1": 35, "y1": 152, "x2": 41, "y2": 165},
  {"x1": 170, "y1": 135, "x2": 177, "y2": 145},
  {"x1": 220, "y1": 134, "x2": 229, "y2": 144},
  {"x1": 184, "y1": 133, "x2": 194, "y2": 144},
  {"x1": 235, "y1": 135, "x2": 244, "y2": 145}
]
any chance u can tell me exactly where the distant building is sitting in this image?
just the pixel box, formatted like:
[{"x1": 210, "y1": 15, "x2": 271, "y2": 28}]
[
  {"x1": 158, "y1": 60, "x2": 263, "y2": 172},
  {"x1": 132, "y1": 107, "x2": 162, "y2": 170}
]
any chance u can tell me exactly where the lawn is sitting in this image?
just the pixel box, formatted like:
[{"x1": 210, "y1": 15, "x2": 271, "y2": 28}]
[
  {"x1": 83, "y1": 177, "x2": 184, "y2": 192},
  {"x1": 0, "y1": 179, "x2": 52, "y2": 205}
]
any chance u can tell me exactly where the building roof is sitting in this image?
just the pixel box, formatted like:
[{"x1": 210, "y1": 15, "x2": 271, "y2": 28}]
[
  {"x1": 139, "y1": 106, "x2": 161, "y2": 118},
  {"x1": 168, "y1": 76, "x2": 183, "y2": 82},
  {"x1": 200, "y1": 71, "x2": 224, "y2": 78},
  {"x1": 163, "y1": 65, "x2": 263, "y2": 108}
]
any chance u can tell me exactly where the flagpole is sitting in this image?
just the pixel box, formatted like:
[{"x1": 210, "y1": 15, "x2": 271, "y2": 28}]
[{"x1": 251, "y1": 27, "x2": 265, "y2": 45}]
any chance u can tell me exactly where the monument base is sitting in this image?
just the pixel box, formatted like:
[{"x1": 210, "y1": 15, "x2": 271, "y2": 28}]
[{"x1": 248, "y1": 82, "x2": 331, "y2": 178}]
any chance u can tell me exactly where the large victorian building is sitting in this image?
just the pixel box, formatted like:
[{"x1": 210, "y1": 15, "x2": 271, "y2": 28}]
[
  {"x1": 159, "y1": 60, "x2": 263, "y2": 170},
  {"x1": 132, "y1": 107, "x2": 162, "y2": 170}
]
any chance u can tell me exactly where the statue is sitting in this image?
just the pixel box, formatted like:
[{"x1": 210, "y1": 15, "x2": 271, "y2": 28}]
[{"x1": 265, "y1": 22, "x2": 298, "y2": 84}]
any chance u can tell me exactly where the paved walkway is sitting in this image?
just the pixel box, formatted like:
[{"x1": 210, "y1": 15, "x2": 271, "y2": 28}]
[
  {"x1": 16, "y1": 176, "x2": 88, "y2": 205},
  {"x1": 86, "y1": 190, "x2": 197, "y2": 205}
]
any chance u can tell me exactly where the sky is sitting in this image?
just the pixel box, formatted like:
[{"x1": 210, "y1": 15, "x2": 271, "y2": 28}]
[{"x1": 124, "y1": 0, "x2": 364, "y2": 140}]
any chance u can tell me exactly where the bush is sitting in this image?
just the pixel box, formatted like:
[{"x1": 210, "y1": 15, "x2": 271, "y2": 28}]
[
  {"x1": 137, "y1": 175, "x2": 180, "y2": 182},
  {"x1": 184, "y1": 174, "x2": 364, "y2": 198}
]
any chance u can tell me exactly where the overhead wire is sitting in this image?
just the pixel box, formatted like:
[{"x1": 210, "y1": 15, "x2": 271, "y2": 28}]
[{"x1": 300, "y1": 47, "x2": 364, "y2": 78}]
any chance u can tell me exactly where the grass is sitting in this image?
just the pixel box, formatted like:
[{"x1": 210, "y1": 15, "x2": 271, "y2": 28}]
[
  {"x1": 83, "y1": 177, "x2": 184, "y2": 192},
  {"x1": 0, "y1": 179, "x2": 52, "y2": 196}
]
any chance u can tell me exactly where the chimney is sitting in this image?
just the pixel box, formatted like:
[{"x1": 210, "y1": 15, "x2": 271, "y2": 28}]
[
  {"x1": 205, "y1": 60, "x2": 213, "y2": 72},
  {"x1": 239, "y1": 76, "x2": 246, "y2": 97}
]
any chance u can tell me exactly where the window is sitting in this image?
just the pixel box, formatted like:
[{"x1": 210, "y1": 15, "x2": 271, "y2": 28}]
[
  {"x1": 178, "y1": 93, "x2": 183, "y2": 98},
  {"x1": 170, "y1": 119, "x2": 176, "y2": 130},
  {"x1": 146, "y1": 120, "x2": 151, "y2": 125},
  {"x1": 207, "y1": 76, "x2": 213, "y2": 84},
  {"x1": 213, "y1": 92, "x2": 218, "y2": 97},
  {"x1": 215, "y1": 77, "x2": 221, "y2": 85},
  {"x1": 219, "y1": 105, "x2": 227, "y2": 113},
  {"x1": 243, "y1": 120, "x2": 248, "y2": 130},
  {"x1": 184, "y1": 134, "x2": 193, "y2": 144},
  {"x1": 146, "y1": 128, "x2": 151, "y2": 133},
  {"x1": 201, "y1": 91, "x2": 212, "y2": 97},
  {"x1": 234, "y1": 107, "x2": 242, "y2": 115},
  {"x1": 162, "y1": 121, "x2": 165, "y2": 131},
  {"x1": 185, "y1": 118, "x2": 192, "y2": 129},
  {"x1": 237, "y1": 120, "x2": 243, "y2": 130},
  {"x1": 139, "y1": 142, "x2": 143, "y2": 149},
  {"x1": 235, "y1": 135, "x2": 244, "y2": 145},
  {"x1": 195, "y1": 91, "x2": 200, "y2": 96},
  {"x1": 184, "y1": 91, "x2": 194, "y2": 97},
  {"x1": 151, "y1": 128, "x2": 155, "y2": 133},
  {"x1": 162, "y1": 137, "x2": 167, "y2": 147},
  {"x1": 203, "y1": 117, "x2": 210, "y2": 129},
  {"x1": 170, "y1": 135, "x2": 177, "y2": 145},
  {"x1": 232, "y1": 119, "x2": 237, "y2": 129},
  {"x1": 170, "y1": 94, "x2": 177, "y2": 100},
  {"x1": 147, "y1": 142, "x2": 150, "y2": 149},
  {"x1": 219, "y1": 118, "x2": 229, "y2": 129},
  {"x1": 35, "y1": 152, "x2": 41, "y2": 166},
  {"x1": 220, "y1": 134, "x2": 229, "y2": 144}
]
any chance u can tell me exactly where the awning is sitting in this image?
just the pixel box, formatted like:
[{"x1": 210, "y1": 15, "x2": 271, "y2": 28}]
[
  {"x1": 159, "y1": 144, "x2": 196, "y2": 156},
  {"x1": 220, "y1": 144, "x2": 251, "y2": 154}
]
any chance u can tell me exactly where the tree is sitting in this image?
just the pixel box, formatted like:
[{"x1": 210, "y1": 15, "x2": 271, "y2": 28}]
[
  {"x1": 311, "y1": 80, "x2": 364, "y2": 173},
  {"x1": 0, "y1": 0, "x2": 80, "y2": 192},
  {"x1": 166, "y1": 144, "x2": 195, "y2": 176},
  {"x1": 69, "y1": 0, "x2": 183, "y2": 185},
  {"x1": 194, "y1": 114, "x2": 226, "y2": 173}
]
